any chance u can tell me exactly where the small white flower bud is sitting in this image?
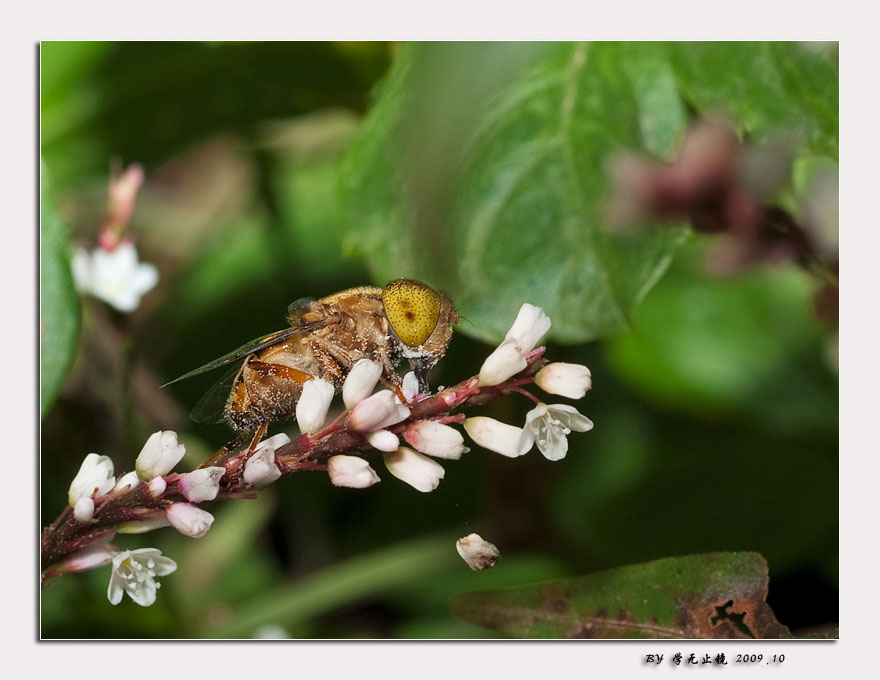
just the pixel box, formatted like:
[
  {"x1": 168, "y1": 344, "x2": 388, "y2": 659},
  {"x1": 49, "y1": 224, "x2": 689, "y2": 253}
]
[
  {"x1": 135, "y1": 431, "x2": 186, "y2": 481},
  {"x1": 535, "y1": 362, "x2": 592, "y2": 399},
  {"x1": 147, "y1": 476, "x2": 167, "y2": 497},
  {"x1": 165, "y1": 502, "x2": 214, "y2": 538},
  {"x1": 296, "y1": 378, "x2": 335, "y2": 434},
  {"x1": 464, "y1": 417, "x2": 528, "y2": 458},
  {"x1": 68, "y1": 453, "x2": 116, "y2": 507},
  {"x1": 366, "y1": 429, "x2": 400, "y2": 452},
  {"x1": 404, "y1": 421, "x2": 468, "y2": 460},
  {"x1": 456, "y1": 533, "x2": 500, "y2": 571},
  {"x1": 243, "y1": 446, "x2": 283, "y2": 489},
  {"x1": 112, "y1": 471, "x2": 141, "y2": 494},
  {"x1": 505, "y1": 303, "x2": 551, "y2": 351},
  {"x1": 348, "y1": 390, "x2": 411, "y2": 432},
  {"x1": 328, "y1": 455, "x2": 381, "y2": 489},
  {"x1": 343, "y1": 359, "x2": 383, "y2": 408},
  {"x1": 383, "y1": 447, "x2": 445, "y2": 493},
  {"x1": 478, "y1": 338, "x2": 527, "y2": 386},
  {"x1": 178, "y1": 466, "x2": 225, "y2": 503},
  {"x1": 73, "y1": 497, "x2": 96, "y2": 523}
]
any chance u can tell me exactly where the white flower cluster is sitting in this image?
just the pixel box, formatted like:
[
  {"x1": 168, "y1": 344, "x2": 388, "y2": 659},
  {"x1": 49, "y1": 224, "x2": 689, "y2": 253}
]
[
  {"x1": 467, "y1": 304, "x2": 593, "y2": 461},
  {"x1": 322, "y1": 303, "x2": 593, "y2": 494},
  {"x1": 62, "y1": 428, "x2": 233, "y2": 606}
]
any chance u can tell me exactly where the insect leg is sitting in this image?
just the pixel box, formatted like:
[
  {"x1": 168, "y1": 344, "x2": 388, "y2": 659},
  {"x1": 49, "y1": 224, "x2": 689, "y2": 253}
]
[{"x1": 199, "y1": 431, "x2": 250, "y2": 469}]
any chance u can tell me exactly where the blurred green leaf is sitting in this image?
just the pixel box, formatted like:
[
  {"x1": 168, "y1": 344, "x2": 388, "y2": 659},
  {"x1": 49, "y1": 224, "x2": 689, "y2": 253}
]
[
  {"x1": 340, "y1": 42, "x2": 689, "y2": 343},
  {"x1": 450, "y1": 552, "x2": 792, "y2": 639},
  {"x1": 41, "y1": 42, "x2": 390, "y2": 188},
  {"x1": 666, "y1": 42, "x2": 838, "y2": 158},
  {"x1": 40, "y1": 162, "x2": 80, "y2": 417},
  {"x1": 203, "y1": 533, "x2": 460, "y2": 638},
  {"x1": 605, "y1": 240, "x2": 836, "y2": 431}
]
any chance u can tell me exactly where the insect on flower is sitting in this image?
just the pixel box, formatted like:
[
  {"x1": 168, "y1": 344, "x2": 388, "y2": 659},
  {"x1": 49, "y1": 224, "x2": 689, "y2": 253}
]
[{"x1": 165, "y1": 280, "x2": 458, "y2": 451}]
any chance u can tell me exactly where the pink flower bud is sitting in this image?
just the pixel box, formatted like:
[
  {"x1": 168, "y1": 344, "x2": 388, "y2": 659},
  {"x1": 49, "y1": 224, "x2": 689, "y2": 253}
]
[
  {"x1": 404, "y1": 421, "x2": 468, "y2": 460},
  {"x1": 327, "y1": 455, "x2": 381, "y2": 489},
  {"x1": 61, "y1": 542, "x2": 119, "y2": 573},
  {"x1": 165, "y1": 502, "x2": 214, "y2": 538},
  {"x1": 348, "y1": 390, "x2": 410, "y2": 432}
]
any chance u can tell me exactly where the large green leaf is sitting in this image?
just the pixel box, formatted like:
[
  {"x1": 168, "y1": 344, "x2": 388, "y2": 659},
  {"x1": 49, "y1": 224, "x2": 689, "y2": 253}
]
[
  {"x1": 40, "y1": 163, "x2": 79, "y2": 417},
  {"x1": 339, "y1": 42, "x2": 689, "y2": 343},
  {"x1": 450, "y1": 552, "x2": 793, "y2": 639},
  {"x1": 665, "y1": 42, "x2": 838, "y2": 158}
]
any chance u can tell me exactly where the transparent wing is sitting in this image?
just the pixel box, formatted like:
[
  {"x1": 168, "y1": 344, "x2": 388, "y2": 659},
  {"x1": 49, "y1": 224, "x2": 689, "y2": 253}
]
[
  {"x1": 189, "y1": 363, "x2": 242, "y2": 425},
  {"x1": 161, "y1": 317, "x2": 332, "y2": 388},
  {"x1": 287, "y1": 297, "x2": 316, "y2": 323}
]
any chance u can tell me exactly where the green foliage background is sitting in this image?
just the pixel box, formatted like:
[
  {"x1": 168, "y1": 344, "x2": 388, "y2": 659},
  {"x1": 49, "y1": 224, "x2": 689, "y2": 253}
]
[{"x1": 40, "y1": 41, "x2": 837, "y2": 638}]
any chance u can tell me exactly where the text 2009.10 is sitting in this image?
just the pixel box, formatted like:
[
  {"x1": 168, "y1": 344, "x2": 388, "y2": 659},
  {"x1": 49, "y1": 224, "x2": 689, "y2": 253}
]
[{"x1": 736, "y1": 654, "x2": 785, "y2": 663}]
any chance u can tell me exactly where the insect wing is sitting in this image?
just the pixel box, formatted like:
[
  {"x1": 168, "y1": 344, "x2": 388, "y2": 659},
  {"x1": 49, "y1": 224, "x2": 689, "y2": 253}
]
[
  {"x1": 189, "y1": 363, "x2": 242, "y2": 424},
  {"x1": 162, "y1": 318, "x2": 331, "y2": 388}
]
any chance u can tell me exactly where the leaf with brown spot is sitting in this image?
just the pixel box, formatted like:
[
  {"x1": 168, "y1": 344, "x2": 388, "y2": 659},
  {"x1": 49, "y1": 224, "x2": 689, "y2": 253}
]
[{"x1": 449, "y1": 552, "x2": 793, "y2": 639}]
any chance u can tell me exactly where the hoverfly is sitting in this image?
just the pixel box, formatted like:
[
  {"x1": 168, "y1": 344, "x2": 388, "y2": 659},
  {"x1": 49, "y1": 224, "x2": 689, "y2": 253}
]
[{"x1": 167, "y1": 279, "x2": 458, "y2": 440}]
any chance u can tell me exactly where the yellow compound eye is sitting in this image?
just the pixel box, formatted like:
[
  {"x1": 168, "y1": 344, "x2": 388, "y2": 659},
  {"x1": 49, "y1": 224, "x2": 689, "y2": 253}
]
[{"x1": 382, "y1": 279, "x2": 441, "y2": 347}]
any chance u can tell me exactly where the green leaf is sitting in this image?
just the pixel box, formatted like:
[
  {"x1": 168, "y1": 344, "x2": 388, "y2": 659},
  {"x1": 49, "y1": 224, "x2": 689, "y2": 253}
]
[
  {"x1": 339, "y1": 42, "x2": 689, "y2": 343},
  {"x1": 604, "y1": 240, "x2": 837, "y2": 431},
  {"x1": 666, "y1": 42, "x2": 838, "y2": 158},
  {"x1": 450, "y1": 552, "x2": 792, "y2": 639},
  {"x1": 40, "y1": 162, "x2": 79, "y2": 417}
]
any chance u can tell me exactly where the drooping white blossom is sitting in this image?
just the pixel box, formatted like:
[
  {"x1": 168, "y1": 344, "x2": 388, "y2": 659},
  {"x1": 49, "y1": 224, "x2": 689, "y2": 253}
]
[
  {"x1": 348, "y1": 390, "x2": 411, "y2": 432},
  {"x1": 178, "y1": 466, "x2": 225, "y2": 503},
  {"x1": 479, "y1": 303, "x2": 551, "y2": 386},
  {"x1": 456, "y1": 533, "x2": 500, "y2": 571},
  {"x1": 72, "y1": 242, "x2": 158, "y2": 313},
  {"x1": 404, "y1": 421, "x2": 468, "y2": 460},
  {"x1": 296, "y1": 378, "x2": 335, "y2": 434},
  {"x1": 68, "y1": 453, "x2": 116, "y2": 509},
  {"x1": 135, "y1": 431, "x2": 185, "y2": 481},
  {"x1": 327, "y1": 455, "x2": 381, "y2": 489},
  {"x1": 342, "y1": 359, "x2": 383, "y2": 409},
  {"x1": 107, "y1": 548, "x2": 177, "y2": 607},
  {"x1": 383, "y1": 447, "x2": 445, "y2": 493},
  {"x1": 463, "y1": 417, "x2": 528, "y2": 458},
  {"x1": 535, "y1": 362, "x2": 592, "y2": 399},
  {"x1": 518, "y1": 403, "x2": 594, "y2": 461},
  {"x1": 165, "y1": 502, "x2": 214, "y2": 538}
]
